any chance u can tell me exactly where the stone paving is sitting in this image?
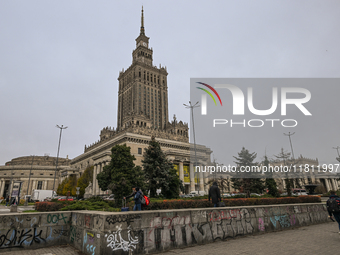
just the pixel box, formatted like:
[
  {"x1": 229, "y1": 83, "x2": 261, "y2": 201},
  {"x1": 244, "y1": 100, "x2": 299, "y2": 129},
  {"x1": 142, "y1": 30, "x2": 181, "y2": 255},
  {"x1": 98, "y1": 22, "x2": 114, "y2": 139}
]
[
  {"x1": 163, "y1": 221, "x2": 339, "y2": 255},
  {"x1": 0, "y1": 245, "x2": 84, "y2": 255},
  {"x1": 0, "y1": 205, "x2": 35, "y2": 214}
]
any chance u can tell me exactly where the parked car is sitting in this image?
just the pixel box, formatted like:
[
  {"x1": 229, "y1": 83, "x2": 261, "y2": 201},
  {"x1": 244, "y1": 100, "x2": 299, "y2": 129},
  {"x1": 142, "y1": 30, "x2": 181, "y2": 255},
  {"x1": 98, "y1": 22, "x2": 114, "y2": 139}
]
[
  {"x1": 104, "y1": 194, "x2": 115, "y2": 201},
  {"x1": 222, "y1": 193, "x2": 231, "y2": 197},
  {"x1": 292, "y1": 189, "x2": 308, "y2": 196},
  {"x1": 58, "y1": 196, "x2": 74, "y2": 201},
  {"x1": 189, "y1": 191, "x2": 205, "y2": 197}
]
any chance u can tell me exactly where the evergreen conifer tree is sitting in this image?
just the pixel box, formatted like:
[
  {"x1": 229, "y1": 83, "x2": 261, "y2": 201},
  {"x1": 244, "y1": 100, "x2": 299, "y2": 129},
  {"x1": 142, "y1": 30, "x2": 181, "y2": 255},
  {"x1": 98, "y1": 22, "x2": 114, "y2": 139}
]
[
  {"x1": 142, "y1": 136, "x2": 182, "y2": 198},
  {"x1": 97, "y1": 144, "x2": 145, "y2": 206},
  {"x1": 263, "y1": 155, "x2": 279, "y2": 197},
  {"x1": 231, "y1": 147, "x2": 265, "y2": 197}
]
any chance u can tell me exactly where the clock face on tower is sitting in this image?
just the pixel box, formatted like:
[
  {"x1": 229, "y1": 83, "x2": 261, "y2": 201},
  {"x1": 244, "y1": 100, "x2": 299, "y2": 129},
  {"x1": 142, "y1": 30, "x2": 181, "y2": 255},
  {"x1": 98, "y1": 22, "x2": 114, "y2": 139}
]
[{"x1": 143, "y1": 42, "x2": 147, "y2": 47}]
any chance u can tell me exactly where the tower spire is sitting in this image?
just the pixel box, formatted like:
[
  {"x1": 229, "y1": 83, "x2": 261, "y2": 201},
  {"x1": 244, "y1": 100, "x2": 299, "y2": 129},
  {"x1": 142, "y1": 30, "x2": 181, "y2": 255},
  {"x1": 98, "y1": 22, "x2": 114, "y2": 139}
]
[{"x1": 140, "y1": 6, "x2": 145, "y2": 35}]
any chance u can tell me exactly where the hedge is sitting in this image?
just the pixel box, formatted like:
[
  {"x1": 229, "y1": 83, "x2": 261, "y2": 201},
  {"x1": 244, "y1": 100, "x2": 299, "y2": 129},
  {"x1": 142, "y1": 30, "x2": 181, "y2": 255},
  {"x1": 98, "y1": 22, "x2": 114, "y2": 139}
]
[
  {"x1": 36, "y1": 201, "x2": 120, "y2": 212},
  {"x1": 143, "y1": 196, "x2": 321, "y2": 210},
  {"x1": 36, "y1": 202, "x2": 66, "y2": 212},
  {"x1": 36, "y1": 196, "x2": 321, "y2": 212}
]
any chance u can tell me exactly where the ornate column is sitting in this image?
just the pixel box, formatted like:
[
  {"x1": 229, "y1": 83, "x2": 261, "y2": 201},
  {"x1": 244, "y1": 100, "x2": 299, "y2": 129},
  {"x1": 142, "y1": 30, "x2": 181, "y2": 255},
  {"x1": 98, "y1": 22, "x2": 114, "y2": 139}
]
[
  {"x1": 199, "y1": 165, "x2": 204, "y2": 193},
  {"x1": 0, "y1": 179, "x2": 4, "y2": 197},
  {"x1": 43, "y1": 180, "x2": 48, "y2": 190},
  {"x1": 104, "y1": 161, "x2": 109, "y2": 195},
  {"x1": 98, "y1": 163, "x2": 103, "y2": 195},
  {"x1": 282, "y1": 179, "x2": 286, "y2": 190},
  {"x1": 325, "y1": 178, "x2": 330, "y2": 191},
  {"x1": 92, "y1": 164, "x2": 97, "y2": 196},
  {"x1": 204, "y1": 170, "x2": 209, "y2": 194},
  {"x1": 334, "y1": 179, "x2": 339, "y2": 191},
  {"x1": 190, "y1": 163, "x2": 195, "y2": 192},
  {"x1": 179, "y1": 161, "x2": 184, "y2": 183},
  {"x1": 32, "y1": 180, "x2": 37, "y2": 191},
  {"x1": 332, "y1": 179, "x2": 338, "y2": 191}
]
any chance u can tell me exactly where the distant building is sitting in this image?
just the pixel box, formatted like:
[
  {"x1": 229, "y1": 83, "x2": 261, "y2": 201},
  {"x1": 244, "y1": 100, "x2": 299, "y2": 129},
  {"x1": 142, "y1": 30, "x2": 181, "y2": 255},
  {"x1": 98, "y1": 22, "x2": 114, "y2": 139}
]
[{"x1": 0, "y1": 155, "x2": 78, "y2": 198}]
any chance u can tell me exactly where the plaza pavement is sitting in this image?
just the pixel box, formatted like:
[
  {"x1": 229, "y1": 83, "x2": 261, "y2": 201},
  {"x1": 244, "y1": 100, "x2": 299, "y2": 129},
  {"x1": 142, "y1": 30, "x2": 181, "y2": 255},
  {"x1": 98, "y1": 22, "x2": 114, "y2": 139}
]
[
  {"x1": 0, "y1": 221, "x2": 338, "y2": 255},
  {"x1": 163, "y1": 221, "x2": 339, "y2": 255},
  {"x1": 0, "y1": 205, "x2": 35, "y2": 214}
]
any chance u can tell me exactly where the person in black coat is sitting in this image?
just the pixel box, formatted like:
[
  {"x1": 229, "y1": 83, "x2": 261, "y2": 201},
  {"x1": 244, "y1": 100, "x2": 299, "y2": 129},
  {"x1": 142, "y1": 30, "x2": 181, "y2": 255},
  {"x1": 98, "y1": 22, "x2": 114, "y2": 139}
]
[
  {"x1": 327, "y1": 190, "x2": 340, "y2": 233},
  {"x1": 124, "y1": 187, "x2": 143, "y2": 211},
  {"x1": 209, "y1": 182, "x2": 221, "y2": 207}
]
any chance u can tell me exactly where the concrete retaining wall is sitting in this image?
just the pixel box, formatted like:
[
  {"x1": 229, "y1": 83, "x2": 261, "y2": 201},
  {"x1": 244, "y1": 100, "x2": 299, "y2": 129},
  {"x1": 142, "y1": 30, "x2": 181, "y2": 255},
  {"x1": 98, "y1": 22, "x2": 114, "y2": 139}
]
[{"x1": 0, "y1": 203, "x2": 329, "y2": 254}]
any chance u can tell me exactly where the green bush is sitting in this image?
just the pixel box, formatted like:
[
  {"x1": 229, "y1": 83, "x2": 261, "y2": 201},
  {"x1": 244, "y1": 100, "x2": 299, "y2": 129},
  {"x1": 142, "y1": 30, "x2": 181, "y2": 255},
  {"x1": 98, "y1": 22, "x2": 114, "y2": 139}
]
[
  {"x1": 60, "y1": 200, "x2": 120, "y2": 212},
  {"x1": 87, "y1": 196, "x2": 104, "y2": 202},
  {"x1": 322, "y1": 190, "x2": 340, "y2": 197},
  {"x1": 36, "y1": 200, "x2": 121, "y2": 212}
]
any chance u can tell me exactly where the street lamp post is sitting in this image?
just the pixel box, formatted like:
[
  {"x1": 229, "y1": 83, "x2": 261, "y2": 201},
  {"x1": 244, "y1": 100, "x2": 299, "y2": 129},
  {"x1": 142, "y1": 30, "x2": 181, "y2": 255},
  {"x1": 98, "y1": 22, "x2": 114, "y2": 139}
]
[
  {"x1": 284, "y1": 132, "x2": 295, "y2": 160},
  {"x1": 53, "y1": 125, "x2": 68, "y2": 192},
  {"x1": 332, "y1": 146, "x2": 340, "y2": 162},
  {"x1": 184, "y1": 101, "x2": 200, "y2": 193},
  {"x1": 24, "y1": 155, "x2": 35, "y2": 205}
]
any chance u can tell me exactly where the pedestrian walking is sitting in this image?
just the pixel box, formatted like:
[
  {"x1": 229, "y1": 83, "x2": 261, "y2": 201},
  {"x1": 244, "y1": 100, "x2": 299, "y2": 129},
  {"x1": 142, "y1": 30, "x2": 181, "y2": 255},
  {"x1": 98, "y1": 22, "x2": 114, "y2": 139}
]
[
  {"x1": 209, "y1": 181, "x2": 221, "y2": 207},
  {"x1": 124, "y1": 187, "x2": 143, "y2": 211},
  {"x1": 5, "y1": 196, "x2": 9, "y2": 207},
  {"x1": 326, "y1": 190, "x2": 340, "y2": 233}
]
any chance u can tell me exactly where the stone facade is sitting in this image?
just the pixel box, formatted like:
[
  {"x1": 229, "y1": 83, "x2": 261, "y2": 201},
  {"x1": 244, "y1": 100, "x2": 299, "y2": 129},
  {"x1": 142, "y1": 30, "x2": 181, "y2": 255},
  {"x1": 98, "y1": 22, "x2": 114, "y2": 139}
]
[
  {"x1": 270, "y1": 155, "x2": 339, "y2": 192},
  {"x1": 0, "y1": 155, "x2": 78, "y2": 198}
]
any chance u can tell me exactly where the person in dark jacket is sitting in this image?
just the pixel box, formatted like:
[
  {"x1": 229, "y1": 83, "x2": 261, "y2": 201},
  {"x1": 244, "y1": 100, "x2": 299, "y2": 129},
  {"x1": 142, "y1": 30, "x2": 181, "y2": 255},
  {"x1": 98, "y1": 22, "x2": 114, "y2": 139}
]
[
  {"x1": 5, "y1": 196, "x2": 9, "y2": 207},
  {"x1": 209, "y1": 182, "x2": 221, "y2": 207},
  {"x1": 124, "y1": 187, "x2": 142, "y2": 211},
  {"x1": 327, "y1": 190, "x2": 340, "y2": 233}
]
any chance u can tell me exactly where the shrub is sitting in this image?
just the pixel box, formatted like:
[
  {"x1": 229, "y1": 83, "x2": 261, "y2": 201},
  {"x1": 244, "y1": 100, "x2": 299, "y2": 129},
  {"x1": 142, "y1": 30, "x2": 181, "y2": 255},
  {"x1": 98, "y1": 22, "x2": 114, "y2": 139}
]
[
  {"x1": 87, "y1": 196, "x2": 104, "y2": 202},
  {"x1": 60, "y1": 200, "x2": 120, "y2": 212},
  {"x1": 19, "y1": 199, "x2": 26, "y2": 205},
  {"x1": 143, "y1": 196, "x2": 321, "y2": 210},
  {"x1": 36, "y1": 202, "x2": 66, "y2": 212},
  {"x1": 314, "y1": 185, "x2": 327, "y2": 194},
  {"x1": 322, "y1": 190, "x2": 340, "y2": 197}
]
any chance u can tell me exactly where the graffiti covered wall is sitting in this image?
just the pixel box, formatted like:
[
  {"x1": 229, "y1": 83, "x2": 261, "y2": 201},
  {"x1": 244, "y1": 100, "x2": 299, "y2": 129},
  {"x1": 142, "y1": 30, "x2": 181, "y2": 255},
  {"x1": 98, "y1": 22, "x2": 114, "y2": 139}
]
[{"x1": 0, "y1": 203, "x2": 329, "y2": 254}]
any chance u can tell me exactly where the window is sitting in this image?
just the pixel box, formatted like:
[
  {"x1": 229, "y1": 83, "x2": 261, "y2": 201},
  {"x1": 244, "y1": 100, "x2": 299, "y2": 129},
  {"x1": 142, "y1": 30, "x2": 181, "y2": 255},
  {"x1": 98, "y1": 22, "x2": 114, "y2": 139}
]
[
  {"x1": 37, "y1": 181, "x2": 43, "y2": 190},
  {"x1": 138, "y1": 148, "x2": 142, "y2": 155}
]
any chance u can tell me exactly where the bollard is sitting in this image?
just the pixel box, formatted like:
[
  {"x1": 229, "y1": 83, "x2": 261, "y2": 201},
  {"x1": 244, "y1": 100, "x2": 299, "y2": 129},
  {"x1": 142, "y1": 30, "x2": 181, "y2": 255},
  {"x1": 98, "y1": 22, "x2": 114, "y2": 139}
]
[{"x1": 10, "y1": 205, "x2": 17, "y2": 212}]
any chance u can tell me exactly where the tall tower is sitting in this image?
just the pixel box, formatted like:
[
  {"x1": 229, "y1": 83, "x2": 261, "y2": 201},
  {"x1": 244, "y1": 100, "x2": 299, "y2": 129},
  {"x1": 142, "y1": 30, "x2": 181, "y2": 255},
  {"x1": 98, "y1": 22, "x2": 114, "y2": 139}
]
[{"x1": 117, "y1": 7, "x2": 169, "y2": 131}]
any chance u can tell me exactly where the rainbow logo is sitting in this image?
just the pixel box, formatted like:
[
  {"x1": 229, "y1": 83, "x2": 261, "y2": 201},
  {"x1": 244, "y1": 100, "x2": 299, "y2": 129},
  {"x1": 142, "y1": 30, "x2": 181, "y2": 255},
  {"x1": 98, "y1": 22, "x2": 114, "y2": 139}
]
[{"x1": 196, "y1": 82, "x2": 222, "y2": 106}]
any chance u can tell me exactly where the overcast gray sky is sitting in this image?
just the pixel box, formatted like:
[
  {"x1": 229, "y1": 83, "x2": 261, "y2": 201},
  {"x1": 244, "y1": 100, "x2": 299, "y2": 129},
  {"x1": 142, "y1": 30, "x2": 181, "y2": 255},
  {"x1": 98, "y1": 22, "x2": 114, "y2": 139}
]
[{"x1": 1, "y1": 0, "x2": 339, "y2": 165}]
